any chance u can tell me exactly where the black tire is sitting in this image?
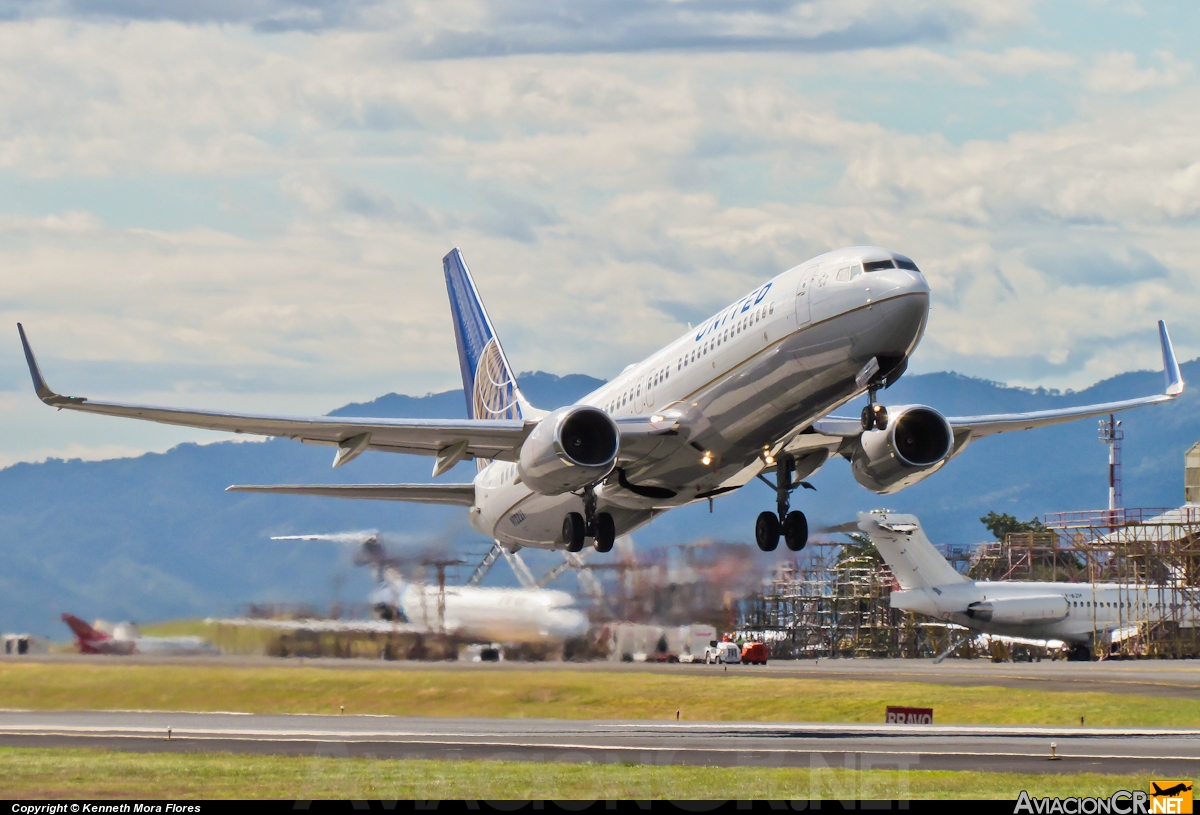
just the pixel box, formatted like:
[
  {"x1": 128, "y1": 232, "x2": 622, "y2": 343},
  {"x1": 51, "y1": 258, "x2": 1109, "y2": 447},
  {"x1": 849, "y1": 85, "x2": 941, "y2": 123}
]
[
  {"x1": 1068, "y1": 644, "x2": 1094, "y2": 662},
  {"x1": 563, "y1": 512, "x2": 586, "y2": 553},
  {"x1": 861, "y1": 405, "x2": 875, "y2": 431},
  {"x1": 755, "y1": 511, "x2": 780, "y2": 552},
  {"x1": 784, "y1": 510, "x2": 808, "y2": 551},
  {"x1": 594, "y1": 512, "x2": 616, "y2": 553},
  {"x1": 861, "y1": 404, "x2": 889, "y2": 431}
]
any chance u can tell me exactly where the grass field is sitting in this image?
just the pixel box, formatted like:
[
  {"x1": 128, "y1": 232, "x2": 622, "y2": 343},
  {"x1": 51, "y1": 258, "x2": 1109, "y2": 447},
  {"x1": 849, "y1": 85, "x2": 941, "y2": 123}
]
[
  {"x1": 0, "y1": 747, "x2": 1155, "y2": 799},
  {"x1": 2, "y1": 661, "x2": 1200, "y2": 726}
]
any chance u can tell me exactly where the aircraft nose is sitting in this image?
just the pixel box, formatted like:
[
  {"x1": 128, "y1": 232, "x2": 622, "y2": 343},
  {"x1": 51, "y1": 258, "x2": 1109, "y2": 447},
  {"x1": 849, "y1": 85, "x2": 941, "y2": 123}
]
[{"x1": 869, "y1": 268, "x2": 930, "y2": 301}]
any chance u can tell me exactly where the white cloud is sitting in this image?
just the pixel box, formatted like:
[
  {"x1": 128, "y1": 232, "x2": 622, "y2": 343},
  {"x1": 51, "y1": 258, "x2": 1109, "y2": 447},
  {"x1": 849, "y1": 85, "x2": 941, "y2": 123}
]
[
  {"x1": 1085, "y1": 50, "x2": 1192, "y2": 94},
  {"x1": 0, "y1": 8, "x2": 1198, "y2": 465},
  {"x1": 1, "y1": 0, "x2": 1033, "y2": 50}
]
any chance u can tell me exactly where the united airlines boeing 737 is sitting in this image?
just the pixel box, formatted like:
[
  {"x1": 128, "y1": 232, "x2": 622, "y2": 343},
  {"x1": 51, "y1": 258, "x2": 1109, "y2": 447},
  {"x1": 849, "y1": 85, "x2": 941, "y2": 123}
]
[{"x1": 17, "y1": 247, "x2": 1185, "y2": 555}]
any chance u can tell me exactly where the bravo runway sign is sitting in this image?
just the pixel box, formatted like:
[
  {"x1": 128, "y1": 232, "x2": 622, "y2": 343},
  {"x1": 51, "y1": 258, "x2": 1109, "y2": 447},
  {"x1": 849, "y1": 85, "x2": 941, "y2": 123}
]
[{"x1": 885, "y1": 706, "x2": 933, "y2": 725}]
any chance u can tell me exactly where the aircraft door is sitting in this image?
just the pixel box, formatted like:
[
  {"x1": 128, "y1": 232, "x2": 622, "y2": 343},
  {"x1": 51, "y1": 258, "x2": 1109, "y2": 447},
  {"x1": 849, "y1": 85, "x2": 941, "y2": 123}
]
[
  {"x1": 811, "y1": 261, "x2": 865, "y2": 324},
  {"x1": 808, "y1": 262, "x2": 836, "y2": 325},
  {"x1": 795, "y1": 268, "x2": 812, "y2": 327}
]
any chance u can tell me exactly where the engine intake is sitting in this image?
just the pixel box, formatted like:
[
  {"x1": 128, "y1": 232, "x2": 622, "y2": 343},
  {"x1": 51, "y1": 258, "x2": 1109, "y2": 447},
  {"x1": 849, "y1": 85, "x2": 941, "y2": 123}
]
[
  {"x1": 851, "y1": 405, "x2": 953, "y2": 494},
  {"x1": 517, "y1": 406, "x2": 620, "y2": 496}
]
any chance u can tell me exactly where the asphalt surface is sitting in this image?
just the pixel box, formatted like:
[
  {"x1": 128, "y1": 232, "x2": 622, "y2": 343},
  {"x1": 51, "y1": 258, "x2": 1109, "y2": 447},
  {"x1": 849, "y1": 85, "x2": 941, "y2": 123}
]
[
  {"x1": 1, "y1": 711, "x2": 1198, "y2": 775},
  {"x1": 7, "y1": 653, "x2": 1200, "y2": 699}
]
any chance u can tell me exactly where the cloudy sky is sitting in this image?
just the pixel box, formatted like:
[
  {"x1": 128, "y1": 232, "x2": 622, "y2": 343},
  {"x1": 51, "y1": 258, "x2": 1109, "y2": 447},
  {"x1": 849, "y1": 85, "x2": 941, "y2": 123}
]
[{"x1": 1, "y1": 0, "x2": 1197, "y2": 466}]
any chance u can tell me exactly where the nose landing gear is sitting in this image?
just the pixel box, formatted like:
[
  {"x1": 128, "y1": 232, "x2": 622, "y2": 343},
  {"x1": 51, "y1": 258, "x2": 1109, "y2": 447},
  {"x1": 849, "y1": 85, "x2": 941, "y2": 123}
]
[
  {"x1": 562, "y1": 484, "x2": 616, "y2": 553},
  {"x1": 755, "y1": 455, "x2": 810, "y2": 553}
]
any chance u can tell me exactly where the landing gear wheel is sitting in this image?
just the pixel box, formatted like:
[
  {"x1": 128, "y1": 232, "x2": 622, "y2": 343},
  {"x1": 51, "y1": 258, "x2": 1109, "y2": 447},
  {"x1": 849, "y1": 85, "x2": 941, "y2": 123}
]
[
  {"x1": 860, "y1": 403, "x2": 889, "y2": 431},
  {"x1": 755, "y1": 511, "x2": 780, "y2": 552},
  {"x1": 593, "y1": 512, "x2": 616, "y2": 553},
  {"x1": 783, "y1": 510, "x2": 808, "y2": 552},
  {"x1": 1067, "y1": 644, "x2": 1094, "y2": 662},
  {"x1": 563, "y1": 512, "x2": 586, "y2": 553}
]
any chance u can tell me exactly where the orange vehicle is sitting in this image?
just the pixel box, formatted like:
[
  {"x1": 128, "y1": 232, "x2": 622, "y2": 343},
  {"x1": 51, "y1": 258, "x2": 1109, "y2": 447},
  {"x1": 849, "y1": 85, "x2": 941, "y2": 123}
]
[{"x1": 741, "y1": 641, "x2": 768, "y2": 665}]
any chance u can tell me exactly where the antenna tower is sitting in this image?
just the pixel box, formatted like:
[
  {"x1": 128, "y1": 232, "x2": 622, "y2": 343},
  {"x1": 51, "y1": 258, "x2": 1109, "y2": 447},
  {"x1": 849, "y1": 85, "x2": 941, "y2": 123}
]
[{"x1": 1098, "y1": 413, "x2": 1123, "y2": 514}]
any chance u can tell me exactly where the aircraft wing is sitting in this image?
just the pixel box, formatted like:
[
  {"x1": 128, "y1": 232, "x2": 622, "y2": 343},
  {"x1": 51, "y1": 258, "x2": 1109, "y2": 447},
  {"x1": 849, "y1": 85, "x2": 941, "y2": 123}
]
[
  {"x1": 226, "y1": 483, "x2": 476, "y2": 505},
  {"x1": 811, "y1": 320, "x2": 1184, "y2": 447},
  {"x1": 944, "y1": 320, "x2": 1182, "y2": 440},
  {"x1": 613, "y1": 413, "x2": 685, "y2": 462},
  {"x1": 18, "y1": 324, "x2": 532, "y2": 467},
  {"x1": 209, "y1": 617, "x2": 425, "y2": 634}
]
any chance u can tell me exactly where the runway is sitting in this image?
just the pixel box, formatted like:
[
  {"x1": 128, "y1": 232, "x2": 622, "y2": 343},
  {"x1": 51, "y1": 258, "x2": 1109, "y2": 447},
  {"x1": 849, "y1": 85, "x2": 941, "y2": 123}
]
[
  {"x1": 8, "y1": 653, "x2": 1200, "y2": 699},
  {"x1": 1, "y1": 710, "x2": 1198, "y2": 775}
]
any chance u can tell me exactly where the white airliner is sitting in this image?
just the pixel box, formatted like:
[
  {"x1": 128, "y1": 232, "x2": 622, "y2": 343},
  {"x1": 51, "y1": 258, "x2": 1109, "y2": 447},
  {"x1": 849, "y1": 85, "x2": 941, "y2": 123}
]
[
  {"x1": 18, "y1": 247, "x2": 1185, "y2": 555},
  {"x1": 859, "y1": 510, "x2": 1200, "y2": 660},
  {"x1": 264, "y1": 531, "x2": 590, "y2": 644}
]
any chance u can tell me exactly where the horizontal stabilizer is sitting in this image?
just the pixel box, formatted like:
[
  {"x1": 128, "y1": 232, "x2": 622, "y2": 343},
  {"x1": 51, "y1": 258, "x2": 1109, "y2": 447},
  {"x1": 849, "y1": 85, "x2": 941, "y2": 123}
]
[{"x1": 226, "y1": 483, "x2": 476, "y2": 506}]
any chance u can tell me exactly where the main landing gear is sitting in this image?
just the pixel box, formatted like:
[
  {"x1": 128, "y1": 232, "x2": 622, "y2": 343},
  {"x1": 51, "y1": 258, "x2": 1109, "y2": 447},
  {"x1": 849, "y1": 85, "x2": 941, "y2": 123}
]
[
  {"x1": 562, "y1": 484, "x2": 616, "y2": 554},
  {"x1": 755, "y1": 454, "x2": 809, "y2": 553},
  {"x1": 861, "y1": 385, "x2": 889, "y2": 431}
]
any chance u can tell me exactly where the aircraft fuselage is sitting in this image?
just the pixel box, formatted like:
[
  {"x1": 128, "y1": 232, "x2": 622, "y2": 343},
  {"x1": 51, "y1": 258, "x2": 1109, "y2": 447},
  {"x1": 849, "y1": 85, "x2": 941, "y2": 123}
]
[
  {"x1": 892, "y1": 580, "x2": 1200, "y2": 644},
  {"x1": 472, "y1": 246, "x2": 930, "y2": 549}
]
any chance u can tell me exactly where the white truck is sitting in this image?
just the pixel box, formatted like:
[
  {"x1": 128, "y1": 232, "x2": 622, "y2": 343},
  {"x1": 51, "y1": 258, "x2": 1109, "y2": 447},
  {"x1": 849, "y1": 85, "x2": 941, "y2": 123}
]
[{"x1": 703, "y1": 640, "x2": 741, "y2": 664}]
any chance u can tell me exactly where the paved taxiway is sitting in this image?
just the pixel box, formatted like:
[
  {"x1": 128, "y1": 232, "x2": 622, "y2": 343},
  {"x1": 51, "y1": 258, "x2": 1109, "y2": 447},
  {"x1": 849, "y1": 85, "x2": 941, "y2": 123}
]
[
  {"x1": 1, "y1": 711, "x2": 1198, "y2": 775},
  {"x1": 8, "y1": 653, "x2": 1200, "y2": 699}
]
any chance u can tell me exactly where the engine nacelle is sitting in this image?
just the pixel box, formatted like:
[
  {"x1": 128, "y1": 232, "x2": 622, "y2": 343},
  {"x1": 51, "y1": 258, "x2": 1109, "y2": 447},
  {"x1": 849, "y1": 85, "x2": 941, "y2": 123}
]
[
  {"x1": 966, "y1": 595, "x2": 1069, "y2": 624},
  {"x1": 850, "y1": 405, "x2": 953, "y2": 494},
  {"x1": 517, "y1": 406, "x2": 620, "y2": 496}
]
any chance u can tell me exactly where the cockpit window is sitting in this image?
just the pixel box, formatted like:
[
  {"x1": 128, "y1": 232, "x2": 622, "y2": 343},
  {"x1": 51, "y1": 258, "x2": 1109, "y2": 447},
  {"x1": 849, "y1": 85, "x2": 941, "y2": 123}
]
[
  {"x1": 895, "y1": 258, "x2": 921, "y2": 272},
  {"x1": 863, "y1": 259, "x2": 895, "y2": 272}
]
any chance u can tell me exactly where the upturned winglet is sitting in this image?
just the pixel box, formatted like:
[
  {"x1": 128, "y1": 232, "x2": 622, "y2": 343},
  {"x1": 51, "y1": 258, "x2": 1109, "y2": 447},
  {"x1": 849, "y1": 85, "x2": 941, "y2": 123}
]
[
  {"x1": 1159, "y1": 320, "x2": 1184, "y2": 397},
  {"x1": 16, "y1": 324, "x2": 85, "y2": 407}
]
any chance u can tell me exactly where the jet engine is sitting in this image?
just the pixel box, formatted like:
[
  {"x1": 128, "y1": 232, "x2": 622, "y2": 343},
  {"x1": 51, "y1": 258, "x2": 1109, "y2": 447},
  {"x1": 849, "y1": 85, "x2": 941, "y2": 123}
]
[
  {"x1": 850, "y1": 405, "x2": 953, "y2": 494},
  {"x1": 966, "y1": 595, "x2": 1069, "y2": 624},
  {"x1": 517, "y1": 406, "x2": 620, "y2": 495}
]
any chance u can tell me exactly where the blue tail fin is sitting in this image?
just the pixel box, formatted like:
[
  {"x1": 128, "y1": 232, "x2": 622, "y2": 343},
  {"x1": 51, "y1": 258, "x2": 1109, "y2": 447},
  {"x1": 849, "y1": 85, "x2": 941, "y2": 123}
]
[{"x1": 443, "y1": 248, "x2": 529, "y2": 421}]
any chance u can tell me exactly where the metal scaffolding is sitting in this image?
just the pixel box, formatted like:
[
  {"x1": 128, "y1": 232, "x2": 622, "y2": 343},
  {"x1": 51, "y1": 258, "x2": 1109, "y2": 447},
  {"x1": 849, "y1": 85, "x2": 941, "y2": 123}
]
[
  {"x1": 737, "y1": 504, "x2": 1200, "y2": 661},
  {"x1": 737, "y1": 542, "x2": 956, "y2": 659},
  {"x1": 1044, "y1": 507, "x2": 1200, "y2": 658}
]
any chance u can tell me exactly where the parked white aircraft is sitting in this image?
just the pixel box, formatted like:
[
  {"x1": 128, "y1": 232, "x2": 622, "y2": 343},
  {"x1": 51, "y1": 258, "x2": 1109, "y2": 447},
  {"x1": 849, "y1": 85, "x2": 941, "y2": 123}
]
[
  {"x1": 18, "y1": 247, "x2": 1184, "y2": 555},
  {"x1": 267, "y1": 531, "x2": 590, "y2": 644},
  {"x1": 859, "y1": 510, "x2": 1200, "y2": 660}
]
